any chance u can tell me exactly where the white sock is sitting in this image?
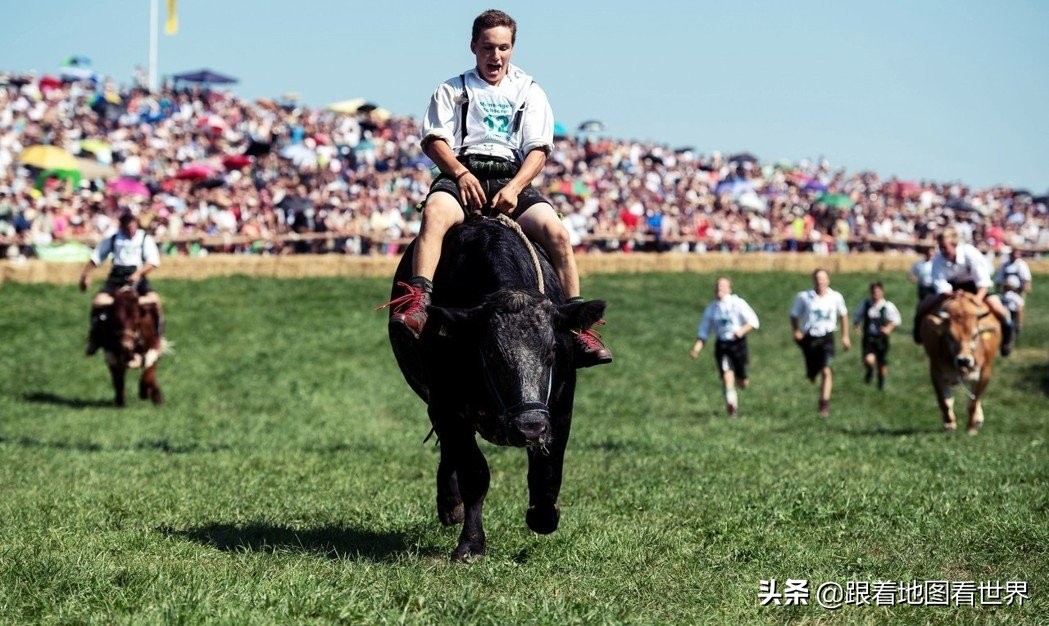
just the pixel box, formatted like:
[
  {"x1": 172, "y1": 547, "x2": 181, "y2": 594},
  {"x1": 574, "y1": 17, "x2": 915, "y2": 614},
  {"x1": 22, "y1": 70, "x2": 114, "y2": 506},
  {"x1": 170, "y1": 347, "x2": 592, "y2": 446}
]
[{"x1": 724, "y1": 388, "x2": 738, "y2": 407}]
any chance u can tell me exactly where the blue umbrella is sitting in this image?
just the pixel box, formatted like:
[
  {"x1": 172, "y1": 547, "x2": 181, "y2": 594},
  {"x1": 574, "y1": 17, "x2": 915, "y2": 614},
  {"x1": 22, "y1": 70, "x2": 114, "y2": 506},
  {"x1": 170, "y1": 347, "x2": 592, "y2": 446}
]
[
  {"x1": 553, "y1": 121, "x2": 569, "y2": 138},
  {"x1": 171, "y1": 69, "x2": 238, "y2": 85},
  {"x1": 715, "y1": 178, "x2": 754, "y2": 197}
]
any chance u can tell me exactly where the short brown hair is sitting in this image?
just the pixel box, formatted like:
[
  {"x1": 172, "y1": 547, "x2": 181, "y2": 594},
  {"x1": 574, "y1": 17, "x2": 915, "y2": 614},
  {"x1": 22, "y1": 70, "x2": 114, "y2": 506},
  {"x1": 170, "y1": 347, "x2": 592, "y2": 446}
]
[{"x1": 472, "y1": 9, "x2": 517, "y2": 45}]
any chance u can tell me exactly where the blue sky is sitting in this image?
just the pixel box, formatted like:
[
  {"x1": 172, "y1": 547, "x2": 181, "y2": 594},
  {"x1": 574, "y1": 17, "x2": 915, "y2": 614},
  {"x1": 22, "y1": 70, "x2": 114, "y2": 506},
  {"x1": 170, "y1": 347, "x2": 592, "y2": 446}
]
[{"x1": 3, "y1": 1, "x2": 1046, "y2": 191}]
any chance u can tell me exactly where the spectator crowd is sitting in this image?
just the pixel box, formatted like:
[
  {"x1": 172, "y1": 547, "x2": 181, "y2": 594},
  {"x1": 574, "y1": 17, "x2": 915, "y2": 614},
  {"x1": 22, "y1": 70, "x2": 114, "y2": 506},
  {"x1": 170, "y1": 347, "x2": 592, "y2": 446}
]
[{"x1": 1, "y1": 69, "x2": 1046, "y2": 262}]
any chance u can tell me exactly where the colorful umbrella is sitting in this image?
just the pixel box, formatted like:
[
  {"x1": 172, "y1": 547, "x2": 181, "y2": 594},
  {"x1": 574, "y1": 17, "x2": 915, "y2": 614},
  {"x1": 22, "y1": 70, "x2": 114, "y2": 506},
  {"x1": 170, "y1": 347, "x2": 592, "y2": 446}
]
[
  {"x1": 175, "y1": 163, "x2": 217, "y2": 180},
  {"x1": 78, "y1": 139, "x2": 112, "y2": 160},
  {"x1": 815, "y1": 193, "x2": 855, "y2": 210},
  {"x1": 74, "y1": 157, "x2": 116, "y2": 180},
  {"x1": 221, "y1": 154, "x2": 252, "y2": 170},
  {"x1": 107, "y1": 178, "x2": 151, "y2": 197},
  {"x1": 327, "y1": 98, "x2": 367, "y2": 114},
  {"x1": 18, "y1": 145, "x2": 79, "y2": 171}
]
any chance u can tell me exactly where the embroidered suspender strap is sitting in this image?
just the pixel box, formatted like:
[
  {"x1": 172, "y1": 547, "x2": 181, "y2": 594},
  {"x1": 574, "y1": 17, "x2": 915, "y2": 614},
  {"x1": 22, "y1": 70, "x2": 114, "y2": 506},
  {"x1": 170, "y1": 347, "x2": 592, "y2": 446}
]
[
  {"x1": 511, "y1": 80, "x2": 534, "y2": 134},
  {"x1": 458, "y1": 73, "x2": 469, "y2": 150}
]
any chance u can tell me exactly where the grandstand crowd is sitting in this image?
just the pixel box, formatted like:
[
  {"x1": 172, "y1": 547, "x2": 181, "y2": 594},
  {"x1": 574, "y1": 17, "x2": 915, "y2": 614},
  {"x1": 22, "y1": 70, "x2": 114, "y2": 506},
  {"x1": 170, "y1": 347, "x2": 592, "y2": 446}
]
[{"x1": 1, "y1": 69, "x2": 1046, "y2": 261}]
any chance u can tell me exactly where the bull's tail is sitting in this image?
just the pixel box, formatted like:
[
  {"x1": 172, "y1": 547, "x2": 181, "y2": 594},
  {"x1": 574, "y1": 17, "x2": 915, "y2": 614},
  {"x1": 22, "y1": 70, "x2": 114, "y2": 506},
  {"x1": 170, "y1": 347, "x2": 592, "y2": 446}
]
[{"x1": 159, "y1": 337, "x2": 173, "y2": 356}]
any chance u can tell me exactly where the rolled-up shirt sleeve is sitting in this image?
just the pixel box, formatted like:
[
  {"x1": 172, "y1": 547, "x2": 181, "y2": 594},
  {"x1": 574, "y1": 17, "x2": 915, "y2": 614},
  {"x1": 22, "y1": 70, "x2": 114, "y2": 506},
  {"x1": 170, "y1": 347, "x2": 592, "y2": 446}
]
[
  {"x1": 143, "y1": 235, "x2": 161, "y2": 267},
  {"x1": 421, "y1": 80, "x2": 459, "y2": 149},
  {"x1": 90, "y1": 235, "x2": 112, "y2": 266},
  {"x1": 519, "y1": 82, "x2": 553, "y2": 156}
]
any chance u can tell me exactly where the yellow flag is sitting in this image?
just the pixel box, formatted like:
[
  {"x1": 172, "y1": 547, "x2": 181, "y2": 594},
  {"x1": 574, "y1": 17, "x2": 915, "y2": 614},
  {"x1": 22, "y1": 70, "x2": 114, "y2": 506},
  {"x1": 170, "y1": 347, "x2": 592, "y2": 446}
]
[{"x1": 165, "y1": 0, "x2": 178, "y2": 35}]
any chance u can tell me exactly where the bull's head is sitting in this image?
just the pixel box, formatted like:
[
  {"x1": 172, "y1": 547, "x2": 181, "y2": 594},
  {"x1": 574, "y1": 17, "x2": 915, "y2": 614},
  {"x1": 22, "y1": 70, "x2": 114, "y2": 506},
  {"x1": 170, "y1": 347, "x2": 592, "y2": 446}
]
[
  {"x1": 428, "y1": 289, "x2": 606, "y2": 448},
  {"x1": 937, "y1": 293, "x2": 994, "y2": 374},
  {"x1": 110, "y1": 288, "x2": 143, "y2": 361}
]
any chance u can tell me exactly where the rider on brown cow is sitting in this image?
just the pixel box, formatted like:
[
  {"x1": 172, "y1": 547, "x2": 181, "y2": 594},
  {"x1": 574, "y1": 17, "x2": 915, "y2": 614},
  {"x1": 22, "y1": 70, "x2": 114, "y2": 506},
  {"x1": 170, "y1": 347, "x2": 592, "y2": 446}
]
[
  {"x1": 916, "y1": 227, "x2": 1015, "y2": 356},
  {"x1": 79, "y1": 210, "x2": 164, "y2": 356}
]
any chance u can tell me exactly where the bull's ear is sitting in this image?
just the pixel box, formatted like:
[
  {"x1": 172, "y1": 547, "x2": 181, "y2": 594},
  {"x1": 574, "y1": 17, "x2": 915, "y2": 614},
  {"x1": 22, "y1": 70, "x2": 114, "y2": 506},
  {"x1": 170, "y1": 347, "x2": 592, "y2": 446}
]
[
  {"x1": 555, "y1": 299, "x2": 607, "y2": 332},
  {"x1": 427, "y1": 304, "x2": 481, "y2": 338}
]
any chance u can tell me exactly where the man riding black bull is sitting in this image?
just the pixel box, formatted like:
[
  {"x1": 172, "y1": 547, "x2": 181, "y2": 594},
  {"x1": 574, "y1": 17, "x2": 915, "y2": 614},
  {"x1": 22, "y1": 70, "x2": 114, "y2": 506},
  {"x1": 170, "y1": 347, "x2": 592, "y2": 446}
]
[
  {"x1": 387, "y1": 9, "x2": 612, "y2": 368},
  {"x1": 78, "y1": 211, "x2": 164, "y2": 356}
]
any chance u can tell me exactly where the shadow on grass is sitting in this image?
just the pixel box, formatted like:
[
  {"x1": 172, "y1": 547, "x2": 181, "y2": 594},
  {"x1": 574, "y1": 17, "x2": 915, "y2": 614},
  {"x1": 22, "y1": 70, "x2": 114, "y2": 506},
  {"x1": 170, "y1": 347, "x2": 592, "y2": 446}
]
[
  {"x1": 827, "y1": 426, "x2": 933, "y2": 437},
  {"x1": 1018, "y1": 359, "x2": 1049, "y2": 396},
  {"x1": 160, "y1": 522, "x2": 443, "y2": 562},
  {"x1": 0, "y1": 435, "x2": 232, "y2": 454},
  {"x1": 22, "y1": 392, "x2": 113, "y2": 409}
]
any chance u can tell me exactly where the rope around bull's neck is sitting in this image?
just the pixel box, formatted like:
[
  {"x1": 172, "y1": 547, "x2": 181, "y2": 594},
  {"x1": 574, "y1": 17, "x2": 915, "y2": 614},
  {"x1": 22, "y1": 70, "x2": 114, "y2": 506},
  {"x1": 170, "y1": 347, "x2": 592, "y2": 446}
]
[{"x1": 495, "y1": 213, "x2": 545, "y2": 294}]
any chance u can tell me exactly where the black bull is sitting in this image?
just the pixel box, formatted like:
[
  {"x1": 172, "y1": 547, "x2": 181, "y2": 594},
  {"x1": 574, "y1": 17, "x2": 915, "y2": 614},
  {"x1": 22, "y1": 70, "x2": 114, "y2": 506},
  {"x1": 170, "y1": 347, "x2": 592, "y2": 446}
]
[{"x1": 387, "y1": 218, "x2": 605, "y2": 561}]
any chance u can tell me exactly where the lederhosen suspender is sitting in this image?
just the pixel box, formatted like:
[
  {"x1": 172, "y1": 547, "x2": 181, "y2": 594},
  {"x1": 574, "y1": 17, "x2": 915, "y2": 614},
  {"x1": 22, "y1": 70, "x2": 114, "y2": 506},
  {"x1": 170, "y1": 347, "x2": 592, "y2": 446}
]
[{"x1": 457, "y1": 73, "x2": 533, "y2": 154}]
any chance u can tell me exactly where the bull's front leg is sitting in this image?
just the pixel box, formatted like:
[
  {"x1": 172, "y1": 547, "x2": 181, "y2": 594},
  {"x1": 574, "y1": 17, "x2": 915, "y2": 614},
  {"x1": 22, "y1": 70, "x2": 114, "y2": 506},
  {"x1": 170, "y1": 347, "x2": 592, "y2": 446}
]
[
  {"x1": 930, "y1": 371, "x2": 956, "y2": 432},
  {"x1": 435, "y1": 418, "x2": 489, "y2": 562},
  {"x1": 526, "y1": 410, "x2": 572, "y2": 535},
  {"x1": 108, "y1": 360, "x2": 127, "y2": 407},
  {"x1": 139, "y1": 363, "x2": 163, "y2": 405},
  {"x1": 966, "y1": 374, "x2": 990, "y2": 435}
]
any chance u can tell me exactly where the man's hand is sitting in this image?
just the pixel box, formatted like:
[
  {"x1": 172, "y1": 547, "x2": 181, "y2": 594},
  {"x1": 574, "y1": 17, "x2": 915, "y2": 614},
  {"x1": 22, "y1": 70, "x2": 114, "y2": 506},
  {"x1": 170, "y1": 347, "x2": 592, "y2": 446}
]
[
  {"x1": 78, "y1": 275, "x2": 89, "y2": 292},
  {"x1": 457, "y1": 172, "x2": 485, "y2": 213},
  {"x1": 842, "y1": 335, "x2": 852, "y2": 351},
  {"x1": 793, "y1": 329, "x2": 804, "y2": 344},
  {"x1": 490, "y1": 182, "x2": 521, "y2": 216}
]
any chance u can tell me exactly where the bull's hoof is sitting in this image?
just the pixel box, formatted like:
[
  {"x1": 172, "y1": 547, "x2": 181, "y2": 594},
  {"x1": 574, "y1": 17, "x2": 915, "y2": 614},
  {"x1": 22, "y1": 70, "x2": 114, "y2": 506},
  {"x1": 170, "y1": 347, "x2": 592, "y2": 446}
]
[
  {"x1": 526, "y1": 504, "x2": 560, "y2": 535},
  {"x1": 151, "y1": 390, "x2": 164, "y2": 406},
  {"x1": 450, "y1": 539, "x2": 485, "y2": 562},
  {"x1": 139, "y1": 384, "x2": 148, "y2": 400},
  {"x1": 943, "y1": 422, "x2": 957, "y2": 433},
  {"x1": 438, "y1": 501, "x2": 464, "y2": 526}
]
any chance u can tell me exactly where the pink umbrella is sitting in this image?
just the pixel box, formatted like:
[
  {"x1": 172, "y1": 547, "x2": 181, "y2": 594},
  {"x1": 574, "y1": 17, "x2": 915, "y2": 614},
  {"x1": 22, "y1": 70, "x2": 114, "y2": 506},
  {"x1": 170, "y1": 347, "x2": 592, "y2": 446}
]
[
  {"x1": 107, "y1": 177, "x2": 151, "y2": 197},
  {"x1": 222, "y1": 154, "x2": 252, "y2": 170},
  {"x1": 175, "y1": 163, "x2": 216, "y2": 180}
]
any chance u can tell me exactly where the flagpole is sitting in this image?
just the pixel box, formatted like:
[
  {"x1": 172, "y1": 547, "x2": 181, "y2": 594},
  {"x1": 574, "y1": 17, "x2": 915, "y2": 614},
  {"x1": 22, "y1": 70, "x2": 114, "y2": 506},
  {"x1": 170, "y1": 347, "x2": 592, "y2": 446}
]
[{"x1": 149, "y1": 0, "x2": 159, "y2": 92}]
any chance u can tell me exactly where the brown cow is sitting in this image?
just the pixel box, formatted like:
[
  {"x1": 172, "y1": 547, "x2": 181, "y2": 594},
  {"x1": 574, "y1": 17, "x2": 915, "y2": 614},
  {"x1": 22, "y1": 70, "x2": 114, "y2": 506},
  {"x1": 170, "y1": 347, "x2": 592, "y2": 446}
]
[
  {"x1": 100, "y1": 288, "x2": 167, "y2": 407},
  {"x1": 920, "y1": 292, "x2": 1001, "y2": 434}
]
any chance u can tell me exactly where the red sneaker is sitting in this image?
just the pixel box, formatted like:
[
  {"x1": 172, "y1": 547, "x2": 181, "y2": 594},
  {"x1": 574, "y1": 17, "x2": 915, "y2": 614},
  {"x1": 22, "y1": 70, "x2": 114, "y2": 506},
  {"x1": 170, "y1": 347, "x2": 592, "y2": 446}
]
[
  {"x1": 818, "y1": 398, "x2": 830, "y2": 417},
  {"x1": 727, "y1": 403, "x2": 738, "y2": 418},
  {"x1": 573, "y1": 321, "x2": 612, "y2": 368},
  {"x1": 381, "y1": 281, "x2": 431, "y2": 338}
]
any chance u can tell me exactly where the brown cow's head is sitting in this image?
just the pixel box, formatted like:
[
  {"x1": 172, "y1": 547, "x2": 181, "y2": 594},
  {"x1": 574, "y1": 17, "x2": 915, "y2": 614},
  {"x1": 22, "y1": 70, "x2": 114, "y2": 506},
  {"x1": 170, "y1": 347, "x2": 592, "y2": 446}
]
[
  {"x1": 937, "y1": 293, "x2": 995, "y2": 374},
  {"x1": 110, "y1": 288, "x2": 143, "y2": 360}
]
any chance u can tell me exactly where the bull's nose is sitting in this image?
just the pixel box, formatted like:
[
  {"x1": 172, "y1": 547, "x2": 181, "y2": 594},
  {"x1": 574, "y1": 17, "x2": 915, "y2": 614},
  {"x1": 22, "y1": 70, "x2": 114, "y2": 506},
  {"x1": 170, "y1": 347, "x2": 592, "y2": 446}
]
[
  {"x1": 955, "y1": 356, "x2": 974, "y2": 369},
  {"x1": 514, "y1": 413, "x2": 549, "y2": 444}
]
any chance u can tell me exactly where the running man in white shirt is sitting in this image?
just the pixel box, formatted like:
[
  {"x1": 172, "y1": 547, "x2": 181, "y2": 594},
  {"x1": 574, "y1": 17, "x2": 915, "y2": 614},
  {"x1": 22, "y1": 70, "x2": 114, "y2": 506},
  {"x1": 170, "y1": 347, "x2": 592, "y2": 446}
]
[
  {"x1": 78, "y1": 211, "x2": 163, "y2": 356},
  {"x1": 689, "y1": 277, "x2": 760, "y2": 417},
  {"x1": 994, "y1": 246, "x2": 1032, "y2": 342},
  {"x1": 387, "y1": 9, "x2": 611, "y2": 368},
  {"x1": 917, "y1": 227, "x2": 1014, "y2": 355},
  {"x1": 790, "y1": 268, "x2": 851, "y2": 417},
  {"x1": 852, "y1": 281, "x2": 902, "y2": 390},
  {"x1": 908, "y1": 245, "x2": 935, "y2": 344}
]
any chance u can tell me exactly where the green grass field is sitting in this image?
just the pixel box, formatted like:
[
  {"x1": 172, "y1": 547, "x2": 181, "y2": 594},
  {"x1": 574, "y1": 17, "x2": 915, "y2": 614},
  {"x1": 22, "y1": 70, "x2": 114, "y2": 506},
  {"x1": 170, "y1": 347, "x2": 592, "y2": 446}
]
[{"x1": 1, "y1": 269, "x2": 1046, "y2": 624}]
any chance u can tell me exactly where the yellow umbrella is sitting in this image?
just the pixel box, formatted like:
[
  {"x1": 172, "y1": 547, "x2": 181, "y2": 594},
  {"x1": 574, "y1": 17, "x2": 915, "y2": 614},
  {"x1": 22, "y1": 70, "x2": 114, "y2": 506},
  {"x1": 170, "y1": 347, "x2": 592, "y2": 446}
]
[
  {"x1": 18, "y1": 145, "x2": 79, "y2": 171},
  {"x1": 369, "y1": 107, "x2": 392, "y2": 122},
  {"x1": 328, "y1": 98, "x2": 366, "y2": 114},
  {"x1": 79, "y1": 139, "x2": 111, "y2": 157},
  {"x1": 74, "y1": 157, "x2": 116, "y2": 180}
]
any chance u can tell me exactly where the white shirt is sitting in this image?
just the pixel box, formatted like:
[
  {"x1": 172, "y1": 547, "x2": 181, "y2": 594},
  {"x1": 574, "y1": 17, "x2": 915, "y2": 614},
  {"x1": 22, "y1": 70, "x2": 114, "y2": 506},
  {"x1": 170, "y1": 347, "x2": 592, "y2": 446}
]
[
  {"x1": 790, "y1": 289, "x2": 848, "y2": 337},
  {"x1": 852, "y1": 298, "x2": 902, "y2": 337},
  {"x1": 422, "y1": 64, "x2": 554, "y2": 163},
  {"x1": 90, "y1": 229, "x2": 161, "y2": 268},
  {"x1": 909, "y1": 258, "x2": 934, "y2": 288},
  {"x1": 931, "y1": 242, "x2": 993, "y2": 294},
  {"x1": 994, "y1": 257, "x2": 1032, "y2": 290},
  {"x1": 697, "y1": 294, "x2": 760, "y2": 342}
]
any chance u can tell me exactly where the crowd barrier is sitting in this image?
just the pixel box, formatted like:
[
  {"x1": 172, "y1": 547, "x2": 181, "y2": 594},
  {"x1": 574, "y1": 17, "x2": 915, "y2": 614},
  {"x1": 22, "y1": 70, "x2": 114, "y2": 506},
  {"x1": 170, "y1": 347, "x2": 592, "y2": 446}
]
[{"x1": 4, "y1": 249, "x2": 1046, "y2": 286}]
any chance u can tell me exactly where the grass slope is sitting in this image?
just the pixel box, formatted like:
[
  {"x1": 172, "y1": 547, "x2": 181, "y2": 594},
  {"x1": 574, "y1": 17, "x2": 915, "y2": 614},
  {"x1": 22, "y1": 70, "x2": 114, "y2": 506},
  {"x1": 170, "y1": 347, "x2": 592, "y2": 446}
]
[{"x1": 0, "y1": 271, "x2": 1046, "y2": 624}]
